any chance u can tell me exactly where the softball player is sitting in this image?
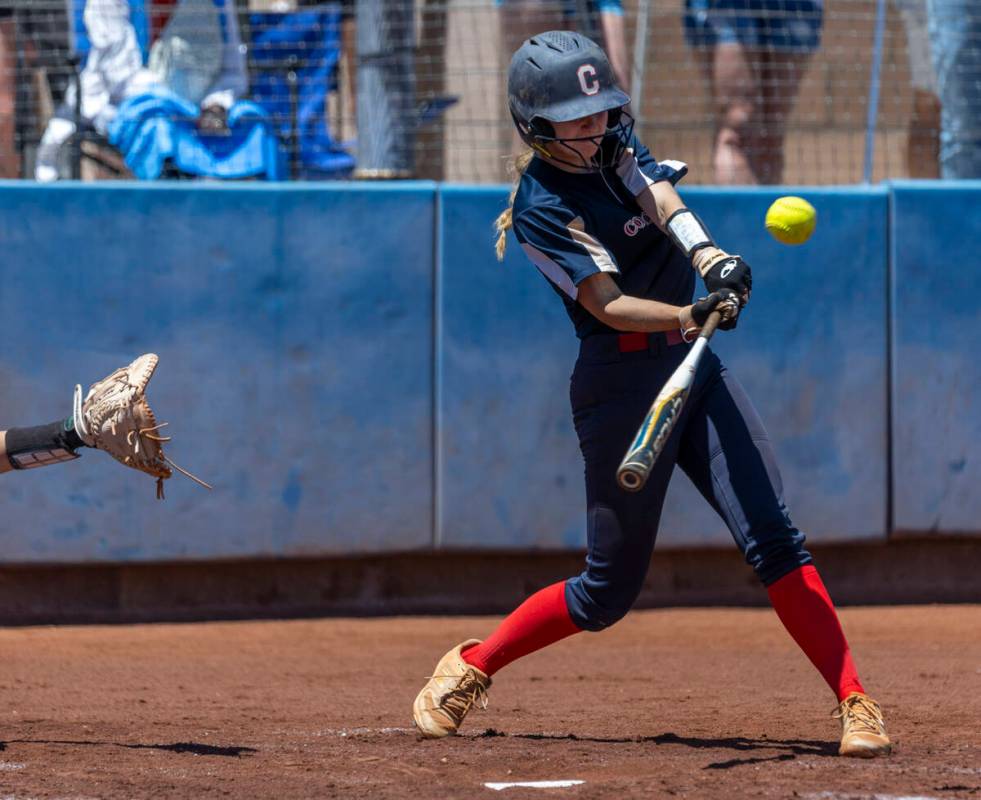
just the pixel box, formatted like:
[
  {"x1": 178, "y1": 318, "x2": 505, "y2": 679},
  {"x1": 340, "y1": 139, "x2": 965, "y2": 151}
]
[{"x1": 412, "y1": 31, "x2": 891, "y2": 757}]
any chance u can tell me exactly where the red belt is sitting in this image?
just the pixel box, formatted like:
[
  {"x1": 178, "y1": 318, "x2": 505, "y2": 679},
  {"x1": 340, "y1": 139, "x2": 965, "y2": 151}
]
[{"x1": 618, "y1": 329, "x2": 685, "y2": 353}]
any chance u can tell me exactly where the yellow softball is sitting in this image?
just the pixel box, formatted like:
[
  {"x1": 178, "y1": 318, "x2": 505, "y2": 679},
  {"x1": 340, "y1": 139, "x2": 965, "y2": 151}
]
[{"x1": 765, "y1": 196, "x2": 817, "y2": 245}]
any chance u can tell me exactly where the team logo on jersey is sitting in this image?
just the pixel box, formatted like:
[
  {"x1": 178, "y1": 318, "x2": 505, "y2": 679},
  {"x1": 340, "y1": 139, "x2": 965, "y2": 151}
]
[
  {"x1": 624, "y1": 212, "x2": 653, "y2": 237},
  {"x1": 720, "y1": 259, "x2": 737, "y2": 278},
  {"x1": 577, "y1": 64, "x2": 599, "y2": 96}
]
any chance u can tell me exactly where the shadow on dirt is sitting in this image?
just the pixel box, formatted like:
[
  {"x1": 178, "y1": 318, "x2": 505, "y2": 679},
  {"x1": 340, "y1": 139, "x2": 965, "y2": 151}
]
[
  {"x1": 1, "y1": 739, "x2": 258, "y2": 757},
  {"x1": 476, "y1": 728, "x2": 838, "y2": 768}
]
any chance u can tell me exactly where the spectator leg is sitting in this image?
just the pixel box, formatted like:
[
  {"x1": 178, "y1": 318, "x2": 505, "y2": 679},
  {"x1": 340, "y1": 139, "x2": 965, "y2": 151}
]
[
  {"x1": 700, "y1": 42, "x2": 763, "y2": 185},
  {"x1": 907, "y1": 87, "x2": 940, "y2": 178},
  {"x1": 757, "y1": 49, "x2": 810, "y2": 185},
  {"x1": 0, "y1": 19, "x2": 19, "y2": 178},
  {"x1": 341, "y1": 17, "x2": 357, "y2": 144}
]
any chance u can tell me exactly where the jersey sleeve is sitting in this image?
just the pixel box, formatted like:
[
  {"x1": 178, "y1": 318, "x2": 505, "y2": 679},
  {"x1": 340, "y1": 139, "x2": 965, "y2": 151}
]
[
  {"x1": 615, "y1": 135, "x2": 689, "y2": 196},
  {"x1": 512, "y1": 204, "x2": 619, "y2": 300}
]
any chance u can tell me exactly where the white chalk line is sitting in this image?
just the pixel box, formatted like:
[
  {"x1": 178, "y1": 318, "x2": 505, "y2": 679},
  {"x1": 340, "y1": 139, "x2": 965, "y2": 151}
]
[
  {"x1": 316, "y1": 727, "x2": 416, "y2": 737},
  {"x1": 484, "y1": 781, "x2": 585, "y2": 791},
  {"x1": 266, "y1": 726, "x2": 417, "y2": 738},
  {"x1": 804, "y1": 793, "x2": 945, "y2": 800},
  {"x1": 0, "y1": 796, "x2": 100, "y2": 800}
]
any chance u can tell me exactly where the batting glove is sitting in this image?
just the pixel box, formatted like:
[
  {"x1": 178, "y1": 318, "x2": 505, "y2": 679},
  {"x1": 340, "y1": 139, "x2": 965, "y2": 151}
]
[
  {"x1": 698, "y1": 250, "x2": 753, "y2": 305},
  {"x1": 680, "y1": 289, "x2": 742, "y2": 337}
]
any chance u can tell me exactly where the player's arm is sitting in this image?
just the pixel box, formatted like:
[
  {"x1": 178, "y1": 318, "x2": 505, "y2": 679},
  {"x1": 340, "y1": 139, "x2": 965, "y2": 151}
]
[
  {"x1": 0, "y1": 431, "x2": 12, "y2": 474},
  {"x1": 0, "y1": 421, "x2": 83, "y2": 474},
  {"x1": 637, "y1": 180, "x2": 752, "y2": 304},
  {"x1": 578, "y1": 272, "x2": 736, "y2": 335},
  {"x1": 511, "y1": 204, "x2": 731, "y2": 334},
  {"x1": 616, "y1": 142, "x2": 752, "y2": 325}
]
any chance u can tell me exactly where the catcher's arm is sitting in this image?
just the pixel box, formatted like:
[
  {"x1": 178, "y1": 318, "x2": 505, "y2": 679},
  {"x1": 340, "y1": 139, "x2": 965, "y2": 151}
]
[{"x1": 0, "y1": 431, "x2": 12, "y2": 474}]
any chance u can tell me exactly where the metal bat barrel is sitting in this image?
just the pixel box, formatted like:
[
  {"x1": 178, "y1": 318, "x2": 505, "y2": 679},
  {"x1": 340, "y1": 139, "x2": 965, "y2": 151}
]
[
  {"x1": 616, "y1": 389, "x2": 687, "y2": 492},
  {"x1": 617, "y1": 455, "x2": 655, "y2": 491},
  {"x1": 615, "y1": 311, "x2": 724, "y2": 493}
]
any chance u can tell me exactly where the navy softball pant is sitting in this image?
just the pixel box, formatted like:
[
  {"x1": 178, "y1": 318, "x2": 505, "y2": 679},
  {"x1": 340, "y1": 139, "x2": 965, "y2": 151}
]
[{"x1": 564, "y1": 331, "x2": 812, "y2": 631}]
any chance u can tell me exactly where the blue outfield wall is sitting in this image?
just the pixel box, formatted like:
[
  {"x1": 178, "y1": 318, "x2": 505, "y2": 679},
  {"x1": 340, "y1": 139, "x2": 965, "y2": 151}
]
[
  {"x1": 889, "y1": 181, "x2": 981, "y2": 534},
  {"x1": 0, "y1": 182, "x2": 436, "y2": 562},
  {"x1": 438, "y1": 186, "x2": 889, "y2": 550},
  {"x1": 0, "y1": 180, "x2": 973, "y2": 564}
]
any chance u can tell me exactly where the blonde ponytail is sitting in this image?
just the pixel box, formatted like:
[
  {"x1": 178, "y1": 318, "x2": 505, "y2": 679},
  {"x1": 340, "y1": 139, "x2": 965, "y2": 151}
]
[{"x1": 494, "y1": 149, "x2": 534, "y2": 261}]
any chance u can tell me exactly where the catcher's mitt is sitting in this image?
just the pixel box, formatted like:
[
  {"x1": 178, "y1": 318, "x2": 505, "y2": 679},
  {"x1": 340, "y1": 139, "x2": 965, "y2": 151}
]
[{"x1": 73, "y1": 353, "x2": 212, "y2": 499}]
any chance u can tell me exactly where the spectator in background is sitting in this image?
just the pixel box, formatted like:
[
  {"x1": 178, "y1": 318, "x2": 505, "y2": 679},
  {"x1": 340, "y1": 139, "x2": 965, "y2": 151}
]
[
  {"x1": 34, "y1": 0, "x2": 157, "y2": 180},
  {"x1": 0, "y1": 6, "x2": 20, "y2": 177},
  {"x1": 34, "y1": 0, "x2": 270, "y2": 181},
  {"x1": 684, "y1": 0, "x2": 823, "y2": 184},
  {"x1": 0, "y1": 1, "x2": 71, "y2": 177},
  {"x1": 927, "y1": 0, "x2": 981, "y2": 178},
  {"x1": 894, "y1": 0, "x2": 939, "y2": 178}
]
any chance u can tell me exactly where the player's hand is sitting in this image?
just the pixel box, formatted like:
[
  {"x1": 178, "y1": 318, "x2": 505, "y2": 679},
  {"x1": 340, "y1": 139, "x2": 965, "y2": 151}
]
[
  {"x1": 700, "y1": 250, "x2": 752, "y2": 307},
  {"x1": 679, "y1": 289, "x2": 741, "y2": 337}
]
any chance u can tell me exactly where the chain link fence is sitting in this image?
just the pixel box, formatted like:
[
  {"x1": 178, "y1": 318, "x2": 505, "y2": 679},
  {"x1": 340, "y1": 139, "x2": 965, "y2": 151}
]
[{"x1": 0, "y1": 0, "x2": 976, "y2": 183}]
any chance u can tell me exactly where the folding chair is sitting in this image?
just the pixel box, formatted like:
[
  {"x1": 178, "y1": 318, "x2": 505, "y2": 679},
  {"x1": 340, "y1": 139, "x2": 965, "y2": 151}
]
[{"x1": 243, "y1": 4, "x2": 354, "y2": 179}]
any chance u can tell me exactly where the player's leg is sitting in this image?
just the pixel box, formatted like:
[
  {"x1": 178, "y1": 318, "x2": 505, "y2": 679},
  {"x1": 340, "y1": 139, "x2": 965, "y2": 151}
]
[
  {"x1": 561, "y1": 355, "x2": 690, "y2": 633},
  {"x1": 413, "y1": 341, "x2": 689, "y2": 738},
  {"x1": 0, "y1": 418, "x2": 87, "y2": 474},
  {"x1": 675, "y1": 354, "x2": 890, "y2": 757}
]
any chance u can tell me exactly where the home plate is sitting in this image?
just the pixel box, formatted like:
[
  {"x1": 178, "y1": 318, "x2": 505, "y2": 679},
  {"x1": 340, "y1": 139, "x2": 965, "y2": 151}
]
[{"x1": 484, "y1": 780, "x2": 584, "y2": 791}]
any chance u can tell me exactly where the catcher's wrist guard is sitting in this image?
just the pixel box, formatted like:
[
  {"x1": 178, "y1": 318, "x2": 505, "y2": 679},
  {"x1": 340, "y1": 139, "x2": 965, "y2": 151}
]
[
  {"x1": 74, "y1": 353, "x2": 212, "y2": 499},
  {"x1": 5, "y1": 419, "x2": 83, "y2": 470}
]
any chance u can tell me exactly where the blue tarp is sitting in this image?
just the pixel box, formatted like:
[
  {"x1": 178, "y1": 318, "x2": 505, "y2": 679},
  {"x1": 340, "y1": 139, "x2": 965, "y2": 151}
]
[{"x1": 108, "y1": 88, "x2": 283, "y2": 180}]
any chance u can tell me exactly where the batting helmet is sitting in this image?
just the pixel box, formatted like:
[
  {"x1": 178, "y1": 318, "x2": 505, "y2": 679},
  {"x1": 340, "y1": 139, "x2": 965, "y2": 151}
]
[{"x1": 507, "y1": 30, "x2": 632, "y2": 168}]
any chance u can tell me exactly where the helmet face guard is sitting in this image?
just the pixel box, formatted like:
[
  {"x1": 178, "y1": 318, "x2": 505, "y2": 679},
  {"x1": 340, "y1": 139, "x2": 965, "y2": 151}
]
[
  {"x1": 516, "y1": 108, "x2": 636, "y2": 171},
  {"x1": 508, "y1": 31, "x2": 632, "y2": 172}
]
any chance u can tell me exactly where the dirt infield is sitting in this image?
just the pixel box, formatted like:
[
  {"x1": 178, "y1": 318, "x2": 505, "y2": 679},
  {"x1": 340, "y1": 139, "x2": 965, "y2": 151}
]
[{"x1": 0, "y1": 605, "x2": 978, "y2": 799}]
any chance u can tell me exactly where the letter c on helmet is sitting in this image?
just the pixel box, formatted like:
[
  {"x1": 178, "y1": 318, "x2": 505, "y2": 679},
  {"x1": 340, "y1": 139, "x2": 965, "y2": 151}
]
[{"x1": 577, "y1": 64, "x2": 599, "y2": 96}]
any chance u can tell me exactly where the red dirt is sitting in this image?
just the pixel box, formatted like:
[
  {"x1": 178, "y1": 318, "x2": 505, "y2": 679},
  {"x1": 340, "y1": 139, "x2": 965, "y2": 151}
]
[{"x1": 0, "y1": 605, "x2": 978, "y2": 799}]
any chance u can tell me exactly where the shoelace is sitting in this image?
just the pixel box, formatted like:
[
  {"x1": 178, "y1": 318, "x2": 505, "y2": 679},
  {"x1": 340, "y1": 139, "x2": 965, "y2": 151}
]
[
  {"x1": 437, "y1": 671, "x2": 489, "y2": 724},
  {"x1": 833, "y1": 695, "x2": 885, "y2": 735}
]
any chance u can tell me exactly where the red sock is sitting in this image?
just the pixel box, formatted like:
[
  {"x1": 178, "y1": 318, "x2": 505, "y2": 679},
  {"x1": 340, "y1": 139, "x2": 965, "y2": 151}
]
[
  {"x1": 461, "y1": 581, "x2": 581, "y2": 677},
  {"x1": 767, "y1": 564, "x2": 865, "y2": 702}
]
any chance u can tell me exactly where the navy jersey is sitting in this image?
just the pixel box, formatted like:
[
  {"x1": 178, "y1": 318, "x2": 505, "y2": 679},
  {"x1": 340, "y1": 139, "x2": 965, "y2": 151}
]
[{"x1": 511, "y1": 136, "x2": 695, "y2": 339}]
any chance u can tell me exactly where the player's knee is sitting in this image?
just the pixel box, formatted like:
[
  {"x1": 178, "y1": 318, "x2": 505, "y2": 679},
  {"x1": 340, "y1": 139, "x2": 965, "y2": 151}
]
[
  {"x1": 564, "y1": 571, "x2": 644, "y2": 632},
  {"x1": 717, "y1": 98, "x2": 764, "y2": 159},
  {"x1": 747, "y1": 527, "x2": 813, "y2": 587}
]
